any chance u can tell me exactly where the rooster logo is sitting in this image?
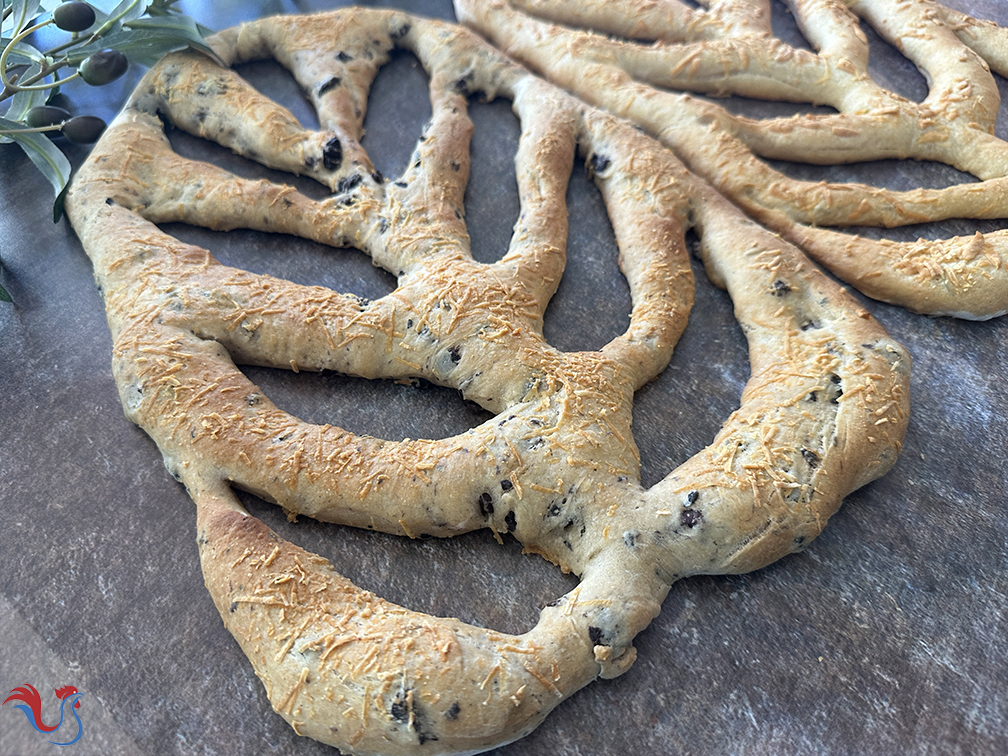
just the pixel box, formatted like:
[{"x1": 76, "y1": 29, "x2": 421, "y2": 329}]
[{"x1": 2, "y1": 683, "x2": 83, "y2": 746}]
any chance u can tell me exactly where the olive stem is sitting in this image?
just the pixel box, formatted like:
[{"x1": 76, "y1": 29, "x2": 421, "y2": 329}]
[
  {"x1": 0, "y1": 122, "x2": 65, "y2": 135},
  {"x1": 16, "y1": 57, "x2": 75, "y2": 90},
  {"x1": 0, "y1": 18, "x2": 54, "y2": 91},
  {"x1": 44, "y1": 35, "x2": 87, "y2": 60},
  {"x1": 4, "y1": 69, "x2": 79, "y2": 92}
]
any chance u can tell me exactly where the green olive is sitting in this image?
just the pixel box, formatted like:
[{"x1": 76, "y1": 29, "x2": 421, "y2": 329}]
[
  {"x1": 25, "y1": 105, "x2": 71, "y2": 128},
  {"x1": 61, "y1": 115, "x2": 106, "y2": 143},
  {"x1": 78, "y1": 50, "x2": 128, "y2": 86},
  {"x1": 53, "y1": 2, "x2": 96, "y2": 33}
]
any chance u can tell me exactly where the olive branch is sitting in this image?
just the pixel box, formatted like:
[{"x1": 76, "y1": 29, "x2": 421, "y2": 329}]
[{"x1": 0, "y1": 0, "x2": 216, "y2": 303}]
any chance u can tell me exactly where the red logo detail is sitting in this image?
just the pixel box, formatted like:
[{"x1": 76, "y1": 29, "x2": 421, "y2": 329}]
[{"x1": 3, "y1": 684, "x2": 60, "y2": 732}]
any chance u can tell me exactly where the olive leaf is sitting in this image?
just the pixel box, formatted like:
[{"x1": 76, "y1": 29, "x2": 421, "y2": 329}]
[
  {"x1": 143, "y1": 0, "x2": 214, "y2": 38},
  {"x1": 0, "y1": 37, "x2": 45, "y2": 65},
  {"x1": 145, "y1": 0, "x2": 184, "y2": 17},
  {"x1": 1, "y1": 79, "x2": 47, "y2": 142},
  {"x1": 6, "y1": 64, "x2": 47, "y2": 112},
  {"x1": 66, "y1": 15, "x2": 220, "y2": 67},
  {"x1": 0, "y1": 255, "x2": 12, "y2": 302},
  {"x1": 3, "y1": 0, "x2": 60, "y2": 34},
  {"x1": 0, "y1": 114, "x2": 71, "y2": 200},
  {"x1": 89, "y1": 0, "x2": 144, "y2": 37},
  {"x1": 6, "y1": 0, "x2": 43, "y2": 35}
]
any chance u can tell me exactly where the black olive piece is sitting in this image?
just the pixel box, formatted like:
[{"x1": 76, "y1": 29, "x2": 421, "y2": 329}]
[
  {"x1": 337, "y1": 173, "x2": 363, "y2": 193},
  {"x1": 53, "y1": 1, "x2": 96, "y2": 32},
  {"x1": 680, "y1": 508, "x2": 703, "y2": 528},
  {"x1": 61, "y1": 115, "x2": 106, "y2": 143},
  {"x1": 79, "y1": 49, "x2": 128, "y2": 86},
  {"x1": 317, "y1": 76, "x2": 341, "y2": 96},
  {"x1": 772, "y1": 279, "x2": 792, "y2": 296},
  {"x1": 25, "y1": 105, "x2": 71, "y2": 128},
  {"x1": 802, "y1": 448, "x2": 821, "y2": 469},
  {"x1": 322, "y1": 136, "x2": 342, "y2": 171},
  {"x1": 505, "y1": 511, "x2": 516, "y2": 532},
  {"x1": 478, "y1": 492, "x2": 493, "y2": 516},
  {"x1": 589, "y1": 154, "x2": 610, "y2": 174},
  {"x1": 500, "y1": 479, "x2": 513, "y2": 492},
  {"x1": 390, "y1": 690, "x2": 410, "y2": 723}
]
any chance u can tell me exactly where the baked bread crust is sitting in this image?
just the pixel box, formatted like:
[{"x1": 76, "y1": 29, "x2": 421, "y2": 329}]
[
  {"x1": 66, "y1": 9, "x2": 909, "y2": 755},
  {"x1": 456, "y1": 0, "x2": 1008, "y2": 319}
]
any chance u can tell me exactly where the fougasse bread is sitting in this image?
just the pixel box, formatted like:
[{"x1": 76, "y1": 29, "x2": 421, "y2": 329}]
[{"x1": 66, "y1": 9, "x2": 910, "y2": 755}]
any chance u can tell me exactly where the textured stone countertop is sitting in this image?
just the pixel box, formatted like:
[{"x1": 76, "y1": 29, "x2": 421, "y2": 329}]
[{"x1": 1, "y1": 1, "x2": 1006, "y2": 755}]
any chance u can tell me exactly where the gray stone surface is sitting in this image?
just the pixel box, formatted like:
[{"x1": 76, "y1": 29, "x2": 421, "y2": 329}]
[{"x1": 1, "y1": 1, "x2": 1005, "y2": 755}]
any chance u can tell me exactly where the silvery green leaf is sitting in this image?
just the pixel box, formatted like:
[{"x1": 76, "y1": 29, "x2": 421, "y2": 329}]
[
  {"x1": 125, "y1": 15, "x2": 219, "y2": 61},
  {"x1": 6, "y1": 69, "x2": 48, "y2": 117},
  {"x1": 0, "y1": 115, "x2": 71, "y2": 201},
  {"x1": 6, "y1": 0, "x2": 42, "y2": 35},
  {"x1": 53, "y1": 179, "x2": 67, "y2": 221},
  {"x1": 0, "y1": 36, "x2": 45, "y2": 64},
  {"x1": 68, "y1": 15, "x2": 219, "y2": 67},
  {"x1": 0, "y1": 254, "x2": 12, "y2": 302},
  {"x1": 0, "y1": 60, "x2": 46, "y2": 144},
  {"x1": 89, "y1": 0, "x2": 144, "y2": 36}
]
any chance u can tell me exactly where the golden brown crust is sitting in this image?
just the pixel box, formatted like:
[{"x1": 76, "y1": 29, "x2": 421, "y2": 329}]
[
  {"x1": 67, "y1": 8, "x2": 909, "y2": 754},
  {"x1": 456, "y1": 0, "x2": 1008, "y2": 319}
]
